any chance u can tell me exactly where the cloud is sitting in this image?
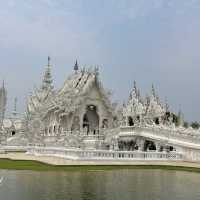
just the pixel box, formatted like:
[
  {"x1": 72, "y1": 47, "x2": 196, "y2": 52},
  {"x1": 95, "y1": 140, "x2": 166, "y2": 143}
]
[
  {"x1": 0, "y1": 0, "x2": 200, "y2": 121},
  {"x1": 0, "y1": 1, "x2": 97, "y2": 54}
]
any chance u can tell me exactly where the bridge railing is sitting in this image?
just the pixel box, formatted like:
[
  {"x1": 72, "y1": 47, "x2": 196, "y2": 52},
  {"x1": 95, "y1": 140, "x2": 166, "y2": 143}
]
[
  {"x1": 0, "y1": 145, "x2": 28, "y2": 152},
  {"x1": 27, "y1": 147, "x2": 183, "y2": 161},
  {"x1": 120, "y1": 126, "x2": 200, "y2": 145}
]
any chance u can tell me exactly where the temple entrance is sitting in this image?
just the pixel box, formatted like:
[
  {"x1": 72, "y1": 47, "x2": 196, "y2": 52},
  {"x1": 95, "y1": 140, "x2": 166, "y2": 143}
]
[
  {"x1": 11, "y1": 130, "x2": 16, "y2": 136},
  {"x1": 83, "y1": 105, "x2": 99, "y2": 135},
  {"x1": 144, "y1": 140, "x2": 156, "y2": 151},
  {"x1": 154, "y1": 117, "x2": 160, "y2": 125},
  {"x1": 128, "y1": 116, "x2": 134, "y2": 126}
]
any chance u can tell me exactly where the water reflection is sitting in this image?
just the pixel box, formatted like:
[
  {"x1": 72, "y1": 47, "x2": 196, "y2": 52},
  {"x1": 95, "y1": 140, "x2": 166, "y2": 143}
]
[{"x1": 0, "y1": 169, "x2": 200, "y2": 200}]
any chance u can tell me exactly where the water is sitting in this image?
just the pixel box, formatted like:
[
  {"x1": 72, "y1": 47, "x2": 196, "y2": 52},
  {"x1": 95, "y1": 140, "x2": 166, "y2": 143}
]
[{"x1": 0, "y1": 169, "x2": 200, "y2": 200}]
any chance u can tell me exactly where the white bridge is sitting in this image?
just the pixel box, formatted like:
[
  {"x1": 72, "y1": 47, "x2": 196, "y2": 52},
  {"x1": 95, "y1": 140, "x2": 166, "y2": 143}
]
[
  {"x1": 120, "y1": 126, "x2": 200, "y2": 149},
  {"x1": 27, "y1": 147, "x2": 183, "y2": 161},
  {"x1": 1, "y1": 125, "x2": 200, "y2": 162},
  {"x1": 0, "y1": 145, "x2": 183, "y2": 161},
  {"x1": 118, "y1": 125, "x2": 200, "y2": 161}
]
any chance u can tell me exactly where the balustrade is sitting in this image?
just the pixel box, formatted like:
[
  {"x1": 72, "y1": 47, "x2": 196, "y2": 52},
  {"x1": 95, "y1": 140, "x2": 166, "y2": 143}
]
[
  {"x1": 27, "y1": 147, "x2": 183, "y2": 161},
  {"x1": 120, "y1": 126, "x2": 200, "y2": 145}
]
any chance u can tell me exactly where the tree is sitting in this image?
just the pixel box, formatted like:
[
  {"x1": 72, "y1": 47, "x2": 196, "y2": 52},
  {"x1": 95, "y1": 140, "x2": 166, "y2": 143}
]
[
  {"x1": 183, "y1": 122, "x2": 189, "y2": 128},
  {"x1": 191, "y1": 122, "x2": 200, "y2": 129}
]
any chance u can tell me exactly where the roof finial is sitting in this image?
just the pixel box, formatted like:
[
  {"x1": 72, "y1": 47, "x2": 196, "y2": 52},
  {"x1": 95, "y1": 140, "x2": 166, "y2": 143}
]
[
  {"x1": 151, "y1": 83, "x2": 156, "y2": 98},
  {"x1": 74, "y1": 60, "x2": 79, "y2": 73},
  {"x1": 131, "y1": 80, "x2": 137, "y2": 98},
  {"x1": 41, "y1": 57, "x2": 53, "y2": 90},
  {"x1": 134, "y1": 80, "x2": 137, "y2": 91},
  {"x1": 48, "y1": 56, "x2": 50, "y2": 67}
]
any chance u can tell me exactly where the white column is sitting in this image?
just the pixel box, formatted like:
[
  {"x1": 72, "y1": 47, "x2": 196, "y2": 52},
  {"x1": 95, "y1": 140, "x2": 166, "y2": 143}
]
[
  {"x1": 137, "y1": 138, "x2": 145, "y2": 151},
  {"x1": 156, "y1": 143, "x2": 161, "y2": 152}
]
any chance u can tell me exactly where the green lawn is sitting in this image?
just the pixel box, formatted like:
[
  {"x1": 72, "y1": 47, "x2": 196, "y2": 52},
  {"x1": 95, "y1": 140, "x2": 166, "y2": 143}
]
[{"x1": 0, "y1": 158, "x2": 200, "y2": 173}]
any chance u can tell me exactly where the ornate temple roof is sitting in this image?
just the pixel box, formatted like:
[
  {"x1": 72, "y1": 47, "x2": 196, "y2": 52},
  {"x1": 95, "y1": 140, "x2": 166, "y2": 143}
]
[
  {"x1": 123, "y1": 81, "x2": 166, "y2": 120},
  {"x1": 27, "y1": 60, "x2": 115, "y2": 119},
  {"x1": 44, "y1": 65, "x2": 114, "y2": 118}
]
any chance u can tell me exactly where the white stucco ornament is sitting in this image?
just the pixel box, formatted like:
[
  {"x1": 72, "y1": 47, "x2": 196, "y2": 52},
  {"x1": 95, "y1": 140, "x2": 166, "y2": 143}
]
[
  {"x1": 3, "y1": 119, "x2": 12, "y2": 129},
  {"x1": 14, "y1": 120, "x2": 23, "y2": 130}
]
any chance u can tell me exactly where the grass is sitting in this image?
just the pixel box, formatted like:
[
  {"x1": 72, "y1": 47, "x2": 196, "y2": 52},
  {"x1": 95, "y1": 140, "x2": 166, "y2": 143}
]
[{"x1": 1, "y1": 158, "x2": 200, "y2": 173}]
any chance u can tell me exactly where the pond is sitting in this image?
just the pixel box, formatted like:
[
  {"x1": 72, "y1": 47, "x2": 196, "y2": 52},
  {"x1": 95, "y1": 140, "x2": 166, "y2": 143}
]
[{"x1": 0, "y1": 169, "x2": 200, "y2": 200}]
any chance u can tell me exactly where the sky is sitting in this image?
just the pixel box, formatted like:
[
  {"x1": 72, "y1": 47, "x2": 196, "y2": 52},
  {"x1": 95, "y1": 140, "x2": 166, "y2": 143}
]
[{"x1": 0, "y1": 0, "x2": 200, "y2": 122}]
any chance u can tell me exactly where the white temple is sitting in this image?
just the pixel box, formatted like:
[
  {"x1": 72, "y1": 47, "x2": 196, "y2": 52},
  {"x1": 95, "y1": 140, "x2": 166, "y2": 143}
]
[{"x1": 1, "y1": 58, "x2": 200, "y2": 162}]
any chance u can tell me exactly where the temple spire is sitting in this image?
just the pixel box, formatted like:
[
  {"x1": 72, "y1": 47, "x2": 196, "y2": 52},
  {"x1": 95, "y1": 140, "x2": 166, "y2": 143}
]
[
  {"x1": 41, "y1": 57, "x2": 53, "y2": 90},
  {"x1": 48, "y1": 56, "x2": 50, "y2": 67},
  {"x1": 12, "y1": 97, "x2": 18, "y2": 117},
  {"x1": 0, "y1": 80, "x2": 7, "y2": 123},
  {"x1": 132, "y1": 81, "x2": 138, "y2": 99},
  {"x1": 2, "y1": 80, "x2": 5, "y2": 89},
  {"x1": 177, "y1": 105, "x2": 184, "y2": 127},
  {"x1": 151, "y1": 84, "x2": 156, "y2": 99},
  {"x1": 74, "y1": 60, "x2": 79, "y2": 73}
]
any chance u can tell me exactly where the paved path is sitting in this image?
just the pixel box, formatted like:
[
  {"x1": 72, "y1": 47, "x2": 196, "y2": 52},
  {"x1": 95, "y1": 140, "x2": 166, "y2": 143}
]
[{"x1": 1, "y1": 152, "x2": 200, "y2": 168}]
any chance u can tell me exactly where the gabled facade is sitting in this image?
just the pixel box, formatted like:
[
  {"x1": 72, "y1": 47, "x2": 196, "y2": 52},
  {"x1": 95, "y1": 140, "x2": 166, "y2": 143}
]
[
  {"x1": 26, "y1": 60, "x2": 117, "y2": 148},
  {"x1": 42, "y1": 66, "x2": 116, "y2": 136}
]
